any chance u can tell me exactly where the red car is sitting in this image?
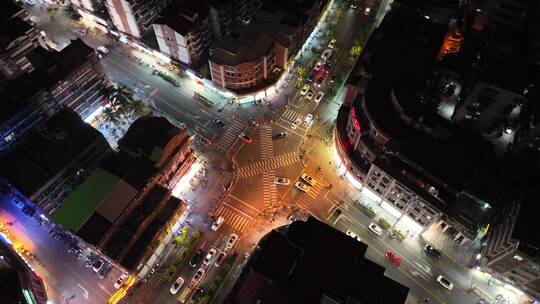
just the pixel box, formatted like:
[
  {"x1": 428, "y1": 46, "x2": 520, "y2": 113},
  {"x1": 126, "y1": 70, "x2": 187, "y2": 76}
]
[{"x1": 385, "y1": 250, "x2": 401, "y2": 267}]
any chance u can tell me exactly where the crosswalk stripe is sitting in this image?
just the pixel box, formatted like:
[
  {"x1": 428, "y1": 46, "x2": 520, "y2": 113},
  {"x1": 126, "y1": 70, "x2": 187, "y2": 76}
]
[
  {"x1": 214, "y1": 204, "x2": 252, "y2": 233},
  {"x1": 215, "y1": 121, "x2": 245, "y2": 151},
  {"x1": 237, "y1": 152, "x2": 299, "y2": 179}
]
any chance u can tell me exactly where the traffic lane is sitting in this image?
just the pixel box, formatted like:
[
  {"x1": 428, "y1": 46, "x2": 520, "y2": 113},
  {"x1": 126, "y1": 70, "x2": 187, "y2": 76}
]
[
  {"x1": 0, "y1": 201, "x2": 113, "y2": 303},
  {"x1": 103, "y1": 49, "x2": 234, "y2": 126},
  {"x1": 334, "y1": 212, "x2": 478, "y2": 304},
  {"x1": 333, "y1": 217, "x2": 467, "y2": 304},
  {"x1": 336, "y1": 199, "x2": 474, "y2": 290}
]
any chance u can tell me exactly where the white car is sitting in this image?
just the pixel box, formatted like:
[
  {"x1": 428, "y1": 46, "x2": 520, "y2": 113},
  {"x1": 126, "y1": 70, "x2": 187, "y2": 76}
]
[
  {"x1": 97, "y1": 46, "x2": 109, "y2": 54},
  {"x1": 274, "y1": 177, "x2": 290, "y2": 185},
  {"x1": 203, "y1": 248, "x2": 218, "y2": 266},
  {"x1": 322, "y1": 49, "x2": 332, "y2": 61},
  {"x1": 25, "y1": 0, "x2": 36, "y2": 5},
  {"x1": 92, "y1": 260, "x2": 104, "y2": 273},
  {"x1": 303, "y1": 114, "x2": 314, "y2": 127},
  {"x1": 295, "y1": 181, "x2": 309, "y2": 192},
  {"x1": 291, "y1": 119, "x2": 301, "y2": 130},
  {"x1": 328, "y1": 39, "x2": 337, "y2": 49},
  {"x1": 314, "y1": 62, "x2": 322, "y2": 71},
  {"x1": 314, "y1": 92, "x2": 324, "y2": 103},
  {"x1": 346, "y1": 230, "x2": 361, "y2": 242},
  {"x1": 306, "y1": 91, "x2": 314, "y2": 100},
  {"x1": 211, "y1": 216, "x2": 224, "y2": 231},
  {"x1": 368, "y1": 223, "x2": 383, "y2": 237},
  {"x1": 301, "y1": 173, "x2": 316, "y2": 186},
  {"x1": 436, "y1": 275, "x2": 454, "y2": 291},
  {"x1": 300, "y1": 84, "x2": 309, "y2": 95},
  {"x1": 225, "y1": 234, "x2": 239, "y2": 251},
  {"x1": 189, "y1": 268, "x2": 205, "y2": 287},
  {"x1": 170, "y1": 276, "x2": 185, "y2": 294},
  {"x1": 114, "y1": 272, "x2": 129, "y2": 289},
  {"x1": 364, "y1": 7, "x2": 372, "y2": 16}
]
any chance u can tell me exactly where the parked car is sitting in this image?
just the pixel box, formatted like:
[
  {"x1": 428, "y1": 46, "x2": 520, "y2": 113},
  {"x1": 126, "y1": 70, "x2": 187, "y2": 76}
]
[
  {"x1": 203, "y1": 248, "x2": 218, "y2": 266},
  {"x1": 190, "y1": 249, "x2": 204, "y2": 267},
  {"x1": 364, "y1": 7, "x2": 372, "y2": 16},
  {"x1": 301, "y1": 173, "x2": 316, "y2": 186},
  {"x1": 189, "y1": 268, "x2": 205, "y2": 287},
  {"x1": 436, "y1": 275, "x2": 453, "y2": 291},
  {"x1": 328, "y1": 39, "x2": 337, "y2": 49},
  {"x1": 306, "y1": 90, "x2": 314, "y2": 100},
  {"x1": 303, "y1": 114, "x2": 314, "y2": 127},
  {"x1": 368, "y1": 223, "x2": 383, "y2": 237},
  {"x1": 114, "y1": 273, "x2": 129, "y2": 289},
  {"x1": 97, "y1": 46, "x2": 109, "y2": 54},
  {"x1": 295, "y1": 181, "x2": 309, "y2": 192},
  {"x1": 92, "y1": 260, "x2": 104, "y2": 273},
  {"x1": 314, "y1": 62, "x2": 322, "y2": 71},
  {"x1": 274, "y1": 177, "x2": 290, "y2": 185},
  {"x1": 300, "y1": 84, "x2": 310, "y2": 95},
  {"x1": 273, "y1": 132, "x2": 287, "y2": 140},
  {"x1": 291, "y1": 119, "x2": 302, "y2": 130},
  {"x1": 239, "y1": 133, "x2": 253, "y2": 144},
  {"x1": 424, "y1": 245, "x2": 442, "y2": 259},
  {"x1": 314, "y1": 92, "x2": 324, "y2": 103},
  {"x1": 322, "y1": 49, "x2": 332, "y2": 61},
  {"x1": 214, "y1": 119, "x2": 225, "y2": 128},
  {"x1": 225, "y1": 234, "x2": 239, "y2": 251},
  {"x1": 214, "y1": 251, "x2": 227, "y2": 267},
  {"x1": 346, "y1": 230, "x2": 361, "y2": 241},
  {"x1": 170, "y1": 276, "x2": 185, "y2": 294},
  {"x1": 211, "y1": 216, "x2": 224, "y2": 231},
  {"x1": 385, "y1": 250, "x2": 401, "y2": 267}
]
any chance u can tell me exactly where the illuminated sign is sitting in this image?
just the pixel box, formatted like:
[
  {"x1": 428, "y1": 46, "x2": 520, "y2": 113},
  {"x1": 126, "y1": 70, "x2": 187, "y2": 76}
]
[{"x1": 350, "y1": 108, "x2": 361, "y2": 132}]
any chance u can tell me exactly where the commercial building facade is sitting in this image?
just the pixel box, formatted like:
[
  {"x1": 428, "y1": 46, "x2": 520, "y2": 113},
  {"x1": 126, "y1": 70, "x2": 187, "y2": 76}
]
[
  {"x1": 106, "y1": 0, "x2": 172, "y2": 39},
  {"x1": 153, "y1": 2, "x2": 212, "y2": 66},
  {"x1": 208, "y1": 0, "x2": 328, "y2": 92},
  {"x1": 0, "y1": 39, "x2": 109, "y2": 153},
  {"x1": 0, "y1": 2, "x2": 39, "y2": 79},
  {"x1": 334, "y1": 5, "x2": 494, "y2": 245}
]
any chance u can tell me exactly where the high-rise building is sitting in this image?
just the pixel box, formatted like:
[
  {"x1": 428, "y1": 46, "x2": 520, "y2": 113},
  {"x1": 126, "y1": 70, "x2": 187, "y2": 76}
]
[
  {"x1": 153, "y1": 1, "x2": 212, "y2": 66},
  {"x1": 106, "y1": 0, "x2": 172, "y2": 39},
  {"x1": 0, "y1": 108, "x2": 112, "y2": 212},
  {"x1": 0, "y1": 1, "x2": 39, "y2": 79},
  {"x1": 0, "y1": 39, "x2": 109, "y2": 153}
]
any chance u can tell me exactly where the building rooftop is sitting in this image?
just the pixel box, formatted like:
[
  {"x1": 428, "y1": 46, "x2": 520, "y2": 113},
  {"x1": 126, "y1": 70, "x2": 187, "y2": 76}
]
[
  {"x1": 0, "y1": 39, "x2": 97, "y2": 126},
  {"x1": 210, "y1": 30, "x2": 274, "y2": 66},
  {"x1": 226, "y1": 217, "x2": 409, "y2": 304},
  {"x1": 0, "y1": 108, "x2": 108, "y2": 198},
  {"x1": 118, "y1": 115, "x2": 184, "y2": 162},
  {"x1": 155, "y1": 1, "x2": 209, "y2": 36},
  {"x1": 0, "y1": 17, "x2": 34, "y2": 50},
  {"x1": 0, "y1": 1, "x2": 25, "y2": 22}
]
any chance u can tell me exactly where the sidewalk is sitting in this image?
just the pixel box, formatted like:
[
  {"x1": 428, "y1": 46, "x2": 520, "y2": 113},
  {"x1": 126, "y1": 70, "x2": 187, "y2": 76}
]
[{"x1": 421, "y1": 224, "x2": 481, "y2": 268}]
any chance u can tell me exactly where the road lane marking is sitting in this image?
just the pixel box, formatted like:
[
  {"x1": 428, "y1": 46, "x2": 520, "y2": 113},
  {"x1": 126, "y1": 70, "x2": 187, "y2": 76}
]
[
  {"x1": 228, "y1": 194, "x2": 261, "y2": 213},
  {"x1": 77, "y1": 283, "x2": 89, "y2": 300}
]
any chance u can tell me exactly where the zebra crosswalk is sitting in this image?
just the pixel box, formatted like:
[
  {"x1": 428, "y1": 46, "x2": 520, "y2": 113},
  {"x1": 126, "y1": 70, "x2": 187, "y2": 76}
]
[
  {"x1": 303, "y1": 179, "x2": 326, "y2": 199},
  {"x1": 259, "y1": 126, "x2": 274, "y2": 160},
  {"x1": 215, "y1": 121, "x2": 245, "y2": 152},
  {"x1": 237, "y1": 151, "x2": 299, "y2": 179},
  {"x1": 261, "y1": 170, "x2": 278, "y2": 209},
  {"x1": 280, "y1": 108, "x2": 304, "y2": 123},
  {"x1": 213, "y1": 204, "x2": 253, "y2": 234}
]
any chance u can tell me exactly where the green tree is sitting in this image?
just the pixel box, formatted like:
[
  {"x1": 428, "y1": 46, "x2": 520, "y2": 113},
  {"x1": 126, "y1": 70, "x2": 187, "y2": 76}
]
[
  {"x1": 191, "y1": 230, "x2": 201, "y2": 239},
  {"x1": 102, "y1": 107, "x2": 120, "y2": 125},
  {"x1": 296, "y1": 66, "x2": 307, "y2": 81},
  {"x1": 349, "y1": 45, "x2": 362, "y2": 58},
  {"x1": 128, "y1": 99, "x2": 147, "y2": 118}
]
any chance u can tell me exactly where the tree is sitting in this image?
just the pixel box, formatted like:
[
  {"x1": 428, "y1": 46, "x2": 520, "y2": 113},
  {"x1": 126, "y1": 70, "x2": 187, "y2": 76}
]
[
  {"x1": 129, "y1": 99, "x2": 148, "y2": 118},
  {"x1": 102, "y1": 107, "x2": 120, "y2": 125},
  {"x1": 191, "y1": 230, "x2": 201, "y2": 239},
  {"x1": 349, "y1": 45, "x2": 362, "y2": 58},
  {"x1": 296, "y1": 66, "x2": 307, "y2": 81},
  {"x1": 173, "y1": 227, "x2": 189, "y2": 247}
]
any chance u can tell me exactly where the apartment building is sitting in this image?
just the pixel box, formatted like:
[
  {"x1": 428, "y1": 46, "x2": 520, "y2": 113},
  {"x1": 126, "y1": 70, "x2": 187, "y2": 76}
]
[
  {"x1": 206, "y1": 0, "x2": 262, "y2": 40},
  {"x1": 0, "y1": 39, "x2": 108, "y2": 154},
  {"x1": 70, "y1": 0, "x2": 111, "y2": 33},
  {"x1": 106, "y1": 0, "x2": 172, "y2": 39},
  {"x1": 208, "y1": 0, "x2": 328, "y2": 92},
  {"x1": 335, "y1": 6, "x2": 495, "y2": 244},
  {"x1": 0, "y1": 1, "x2": 39, "y2": 79},
  {"x1": 153, "y1": 1, "x2": 212, "y2": 66},
  {"x1": 481, "y1": 186, "x2": 540, "y2": 299},
  {"x1": 0, "y1": 108, "x2": 112, "y2": 212}
]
